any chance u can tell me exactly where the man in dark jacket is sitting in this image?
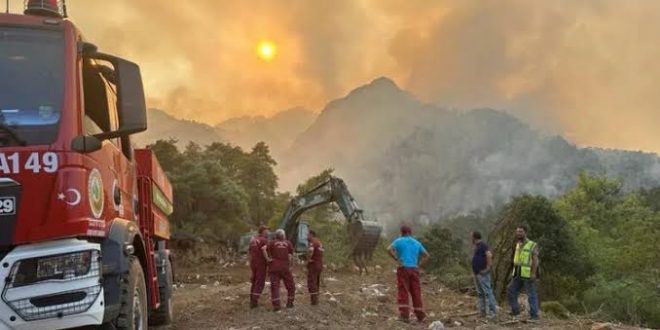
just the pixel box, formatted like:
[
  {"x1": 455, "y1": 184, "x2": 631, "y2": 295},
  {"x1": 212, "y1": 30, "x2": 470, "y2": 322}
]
[{"x1": 471, "y1": 231, "x2": 497, "y2": 318}]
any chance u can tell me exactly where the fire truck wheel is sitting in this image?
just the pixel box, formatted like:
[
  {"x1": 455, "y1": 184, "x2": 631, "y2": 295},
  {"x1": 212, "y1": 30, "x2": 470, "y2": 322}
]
[
  {"x1": 149, "y1": 258, "x2": 174, "y2": 325},
  {"x1": 113, "y1": 257, "x2": 148, "y2": 330}
]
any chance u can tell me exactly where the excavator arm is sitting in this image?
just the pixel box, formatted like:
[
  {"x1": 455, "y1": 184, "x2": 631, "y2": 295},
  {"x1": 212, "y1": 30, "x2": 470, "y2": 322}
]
[
  {"x1": 281, "y1": 176, "x2": 382, "y2": 262},
  {"x1": 239, "y1": 176, "x2": 382, "y2": 264}
]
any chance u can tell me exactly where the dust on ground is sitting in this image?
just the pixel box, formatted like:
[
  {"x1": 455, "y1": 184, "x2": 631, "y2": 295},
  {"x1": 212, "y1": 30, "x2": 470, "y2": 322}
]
[{"x1": 154, "y1": 262, "x2": 642, "y2": 330}]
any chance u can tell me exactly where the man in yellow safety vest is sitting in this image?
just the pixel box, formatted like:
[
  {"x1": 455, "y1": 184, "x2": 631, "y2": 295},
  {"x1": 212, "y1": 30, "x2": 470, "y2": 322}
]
[{"x1": 507, "y1": 224, "x2": 540, "y2": 320}]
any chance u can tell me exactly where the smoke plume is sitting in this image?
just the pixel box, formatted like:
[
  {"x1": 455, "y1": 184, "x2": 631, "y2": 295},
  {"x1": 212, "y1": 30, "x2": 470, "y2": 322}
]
[{"x1": 8, "y1": 0, "x2": 659, "y2": 151}]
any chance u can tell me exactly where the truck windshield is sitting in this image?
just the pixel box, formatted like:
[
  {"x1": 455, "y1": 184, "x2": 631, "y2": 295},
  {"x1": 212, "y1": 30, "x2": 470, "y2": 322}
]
[{"x1": 0, "y1": 27, "x2": 64, "y2": 146}]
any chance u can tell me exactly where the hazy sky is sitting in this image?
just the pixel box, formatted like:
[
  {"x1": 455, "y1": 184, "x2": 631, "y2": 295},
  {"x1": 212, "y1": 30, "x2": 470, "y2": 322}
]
[{"x1": 10, "y1": 0, "x2": 660, "y2": 152}]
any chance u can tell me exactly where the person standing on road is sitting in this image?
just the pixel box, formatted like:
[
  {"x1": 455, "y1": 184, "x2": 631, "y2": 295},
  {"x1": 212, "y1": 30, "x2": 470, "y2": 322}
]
[
  {"x1": 471, "y1": 231, "x2": 497, "y2": 318},
  {"x1": 507, "y1": 225, "x2": 540, "y2": 320},
  {"x1": 307, "y1": 230, "x2": 324, "y2": 305},
  {"x1": 388, "y1": 225, "x2": 430, "y2": 323},
  {"x1": 267, "y1": 229, "x2": 296, "y2": 311},
  {"x1": 248, "y1": 225, "x2": 270, "y2": 308}
]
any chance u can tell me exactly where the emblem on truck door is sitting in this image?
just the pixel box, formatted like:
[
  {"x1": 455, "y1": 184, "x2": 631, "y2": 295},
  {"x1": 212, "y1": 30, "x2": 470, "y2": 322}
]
[
  {"x1": 88, "y1": 169, "x2": 104, "y2": 218},
  {"x1": 58, "y1": 189, "x2": 82, "y2": 206}
]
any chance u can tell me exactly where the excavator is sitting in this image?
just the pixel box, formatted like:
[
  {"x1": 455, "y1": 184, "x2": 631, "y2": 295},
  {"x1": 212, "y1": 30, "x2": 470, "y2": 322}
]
[{"x1": 239, "y1": 176, "x2": 382, "y2": 270}]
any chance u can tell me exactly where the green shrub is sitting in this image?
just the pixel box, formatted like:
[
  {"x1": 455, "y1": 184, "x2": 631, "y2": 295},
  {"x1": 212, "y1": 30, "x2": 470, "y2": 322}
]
[{"x1": 541, "y1": 301, "x2": 570, "y2": 319}]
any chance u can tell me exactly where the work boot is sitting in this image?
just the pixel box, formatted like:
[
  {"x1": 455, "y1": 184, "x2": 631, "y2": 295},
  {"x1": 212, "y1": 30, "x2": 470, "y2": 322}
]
[
  {"x1": 286, "y1": 303, "x2": 294, "y2": 308},
  {"x1": 250, "y1": 301, "x2": 258, "y2": 309},
  {"x1": 399, "y1": 316, "x2": 410, "y2": 324}
]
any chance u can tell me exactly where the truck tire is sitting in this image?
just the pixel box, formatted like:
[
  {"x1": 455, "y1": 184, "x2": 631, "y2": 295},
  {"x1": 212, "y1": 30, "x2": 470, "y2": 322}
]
[
  {"x1": 149, "y1": 258, "x2": 174, "y2": 325},
  {"x1": 112, "y1": 257, "x2": 148, "y2": 330}
]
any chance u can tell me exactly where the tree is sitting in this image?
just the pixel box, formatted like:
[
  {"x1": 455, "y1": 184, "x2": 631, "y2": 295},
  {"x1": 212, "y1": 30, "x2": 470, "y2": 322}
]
[
  {"x1": 239, "y1": 142, "x2": 278, "y2": 226},
  {"x1": 147, "y1": 139, "x2": 182, "y2": 173},
  {"x1": 146, "y1": 139, "x2": 280, "y2": 243},
  {"x1": 557, "y1": 174, "x2": 660, "y2": 325},
  {"x1": 490, "y1": 195, "x2": 593, "y2": 304},
  {"x1": 419, "y1": 225, "x2": 465, "y2": 272}
]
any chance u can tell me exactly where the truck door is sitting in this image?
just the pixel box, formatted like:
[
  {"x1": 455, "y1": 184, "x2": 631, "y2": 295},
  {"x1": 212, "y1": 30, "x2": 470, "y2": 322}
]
[{"x1": 81, "y1": 59, "x2": 123, "y2": 220}]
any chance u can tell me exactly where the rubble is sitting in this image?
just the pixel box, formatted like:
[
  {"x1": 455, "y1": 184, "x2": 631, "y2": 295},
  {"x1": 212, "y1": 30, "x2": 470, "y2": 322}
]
[
  {"x1": 166, "y1": 264, "x2": 647, "y2": 330},
  {"x1": 592, "y1": 323, "x2": 615, "y2": 330},
  {"x1": 428, "y1": 320, "x2": 445, "y2": 330}
]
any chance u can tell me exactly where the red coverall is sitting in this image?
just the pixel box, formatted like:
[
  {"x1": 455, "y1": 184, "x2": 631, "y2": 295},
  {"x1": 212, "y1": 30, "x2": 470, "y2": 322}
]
[
  {"x1": 307, "y1": 237, "x2": 324, "y2": 305},
  {"x1": 248, "y1": 235, "x2": 268, "y2": 307},
  {"x1": 397, "y1": 267, "x2": 425, "y2": 321},
  {"x1": 267, "y1": 239, "x2": 296, "y2": 310}
]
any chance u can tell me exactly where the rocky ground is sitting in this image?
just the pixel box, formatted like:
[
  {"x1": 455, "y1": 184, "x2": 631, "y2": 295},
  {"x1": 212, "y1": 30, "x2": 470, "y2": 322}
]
[{"x1": 153, "y1": 262, "x2": 645, "y2": 330}]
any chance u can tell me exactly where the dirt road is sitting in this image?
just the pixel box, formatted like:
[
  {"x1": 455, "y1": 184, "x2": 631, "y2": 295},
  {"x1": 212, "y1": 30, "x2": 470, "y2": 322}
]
[{"x1": 154, "y1": 263, "x2": 641, "y2": 330}]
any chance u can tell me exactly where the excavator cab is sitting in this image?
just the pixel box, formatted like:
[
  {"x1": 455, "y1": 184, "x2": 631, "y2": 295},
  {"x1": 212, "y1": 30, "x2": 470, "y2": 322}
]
[{"x1": 296, "y1": 222, "x2": 310, "y2": 253}]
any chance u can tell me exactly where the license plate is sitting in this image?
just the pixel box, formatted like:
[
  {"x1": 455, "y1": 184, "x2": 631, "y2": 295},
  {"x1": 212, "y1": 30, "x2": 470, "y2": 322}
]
[{"x1": 0, "y1": 197, "x2": 16, "y2": 216}]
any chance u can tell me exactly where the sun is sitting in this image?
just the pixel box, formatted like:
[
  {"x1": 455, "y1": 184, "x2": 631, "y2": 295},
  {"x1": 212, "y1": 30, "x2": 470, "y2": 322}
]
[{"x1": 257, "y1": 40, "x2": 277, "y2": 62}]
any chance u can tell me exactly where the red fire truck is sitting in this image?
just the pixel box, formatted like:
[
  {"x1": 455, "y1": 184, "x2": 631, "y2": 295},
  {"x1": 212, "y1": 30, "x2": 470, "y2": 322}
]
[{"x1": 0, "y1": 1, "x2": 174, "y2": 329}]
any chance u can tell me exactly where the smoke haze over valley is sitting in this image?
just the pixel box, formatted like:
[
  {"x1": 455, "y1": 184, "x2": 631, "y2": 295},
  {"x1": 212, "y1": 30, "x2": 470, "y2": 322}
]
[
  {"x1": 137, "y1": 77, "x2": 660, "y2": 230},
  {"x1": 8, "y1": 0, "x2": 656, "y2": 152}
]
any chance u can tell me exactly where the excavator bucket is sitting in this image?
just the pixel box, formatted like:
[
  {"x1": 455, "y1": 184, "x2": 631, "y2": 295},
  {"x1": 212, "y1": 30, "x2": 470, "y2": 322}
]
[{"x1": 348, "y1": 220, "x2": 382, "y2": 261}]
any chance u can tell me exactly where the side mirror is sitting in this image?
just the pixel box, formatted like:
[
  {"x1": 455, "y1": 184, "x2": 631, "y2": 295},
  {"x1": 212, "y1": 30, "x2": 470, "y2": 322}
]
[
  {"x1": 113, "y1": 58, "x2": 147, "y2": 135},
  {"x1": 80, "y1": 42, "x2": 98, "y2": 57},
  {"x1": 83, "y1": 50, "x2": 148, "y2": 139},
  {"x1": 71, "y1": 135, "x2": 102, "y2": 153}
]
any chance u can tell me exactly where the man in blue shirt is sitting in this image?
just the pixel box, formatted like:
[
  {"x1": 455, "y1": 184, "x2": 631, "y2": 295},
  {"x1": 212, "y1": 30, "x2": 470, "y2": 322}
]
[
  {"x1": 471, "y1": 231, "x2": 497, "y2": 318},
  {"x1": 388, "y1": 225, "x2": 430, "y2": 323}
]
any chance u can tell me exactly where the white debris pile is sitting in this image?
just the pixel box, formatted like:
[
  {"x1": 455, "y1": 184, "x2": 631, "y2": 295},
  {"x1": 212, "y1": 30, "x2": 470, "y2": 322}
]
[
  {"x1": 361, "y1": 308, "x2": 379, "y2": 318},
  {"x1": 428, "y1": 320, "x2": 445, "y2": 330},
  {"x1": 325, "y1": 277, "x2": 339, "y2": 282},
  {"x1": 359, "y1": 283, "x2": 390, "y2": 302},
  {"x1": 323, "y1": 291, "x2": 342, "y2": 304}
]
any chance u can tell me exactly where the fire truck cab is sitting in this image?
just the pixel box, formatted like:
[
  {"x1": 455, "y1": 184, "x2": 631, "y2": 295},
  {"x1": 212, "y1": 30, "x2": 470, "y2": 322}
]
[{"x1": 0, "y1": 1, "x2": 174, "y2": 329}]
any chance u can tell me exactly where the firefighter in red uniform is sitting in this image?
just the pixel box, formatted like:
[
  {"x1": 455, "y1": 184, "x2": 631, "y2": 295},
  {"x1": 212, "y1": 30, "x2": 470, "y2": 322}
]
[
  {"x1": 249, "y1": 225, "x2": 270, "y2": 308},
  {"x1": 267, "y1": 229, "x2": 296, "y2": 311},
  {"x1": 307, "y1": 230, "x2": 324, "y2": 305},
  {"x1": 388, "y1": 225, "x2": 430, "y2": 323}
]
